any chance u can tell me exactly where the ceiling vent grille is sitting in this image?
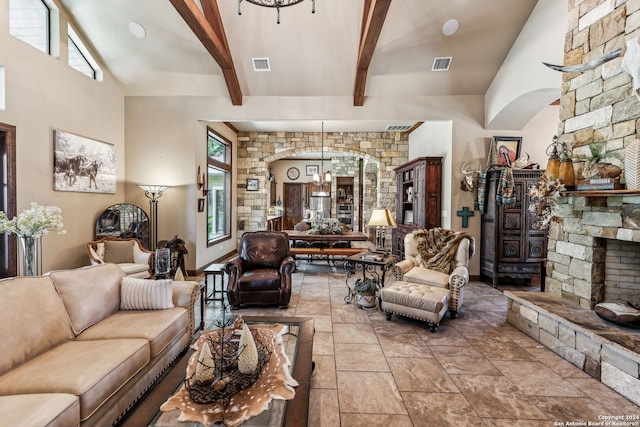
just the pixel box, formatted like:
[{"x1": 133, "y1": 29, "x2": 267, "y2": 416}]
[
  {"x1": 432, "y1": 56, "x2": 452, "y2": 71},
  {"x1": 252, "y1": 58, "x2": 270, "y2": 72},
  {"x1": 385, "y1": 125, "x2": 413, "y2": 132}
]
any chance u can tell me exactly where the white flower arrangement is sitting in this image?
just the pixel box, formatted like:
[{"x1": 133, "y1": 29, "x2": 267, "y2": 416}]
[
  {"x1": 528, "y1": 175, "x2": 565, "y2": 230},
  {"x1": 0, "y1": 202, "x2": 66, "y2": 238}
]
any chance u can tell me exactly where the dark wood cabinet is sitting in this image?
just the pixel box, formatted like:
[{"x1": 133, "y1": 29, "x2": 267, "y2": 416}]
[
  {"x1": 392, "y1": 157, "x2": 442, "y2": 257},
  {"x1": 480, "y1": 169, "x2": 546, "y2": 287}
]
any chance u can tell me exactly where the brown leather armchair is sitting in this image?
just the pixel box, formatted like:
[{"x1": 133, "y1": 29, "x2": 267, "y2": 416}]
[{"x1": 224, "y1": 231, "x2": 296, "y2": 309}]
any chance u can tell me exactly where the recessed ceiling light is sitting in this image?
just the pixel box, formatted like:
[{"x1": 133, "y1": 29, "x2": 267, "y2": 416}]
[
  {"x1": 129, "y1": 22, "x2": 146, "y2": 38},
  {"x1": 442, "y1": 19, "x2": 459, "y2": 36}
]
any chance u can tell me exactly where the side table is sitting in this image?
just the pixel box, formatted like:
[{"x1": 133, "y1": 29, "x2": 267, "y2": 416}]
[
  {"x1": 203, "y1": 263, "x2": 226, "y2": 304},
  {"x1": 344, "y1": 252, "x2": 398, "y2": 306}
]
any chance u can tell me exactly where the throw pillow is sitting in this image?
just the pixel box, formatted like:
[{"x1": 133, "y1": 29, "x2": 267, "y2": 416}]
[
  {"x1": 104, "y1": 240, "x2": 134, "y2": 264},
  {"x1": 120, "y1": 277, "x2": 174, "y2": 310}
]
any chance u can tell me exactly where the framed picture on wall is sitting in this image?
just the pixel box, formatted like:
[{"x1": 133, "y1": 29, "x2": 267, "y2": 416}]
[
  {"x1": 246, "y1": 178, "x2": 259, "y2": 191},
  {"x1": 306, "y1": 165, "x2": 319, "y2": 176},
  {"x1": 53, "y1": 129, "x2": 116, "y2": 194},
  {"x1": 492, "y1": 136, "x2": 522, "y2": 167}
]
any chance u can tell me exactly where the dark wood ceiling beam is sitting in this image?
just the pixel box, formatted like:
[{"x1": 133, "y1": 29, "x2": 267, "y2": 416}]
[
  {"x1": 169, "y1": 0, "x2": 243, "y2": 105},
  {"x1": 354, "y1": 0, "x2": 391, "y2": 106}
]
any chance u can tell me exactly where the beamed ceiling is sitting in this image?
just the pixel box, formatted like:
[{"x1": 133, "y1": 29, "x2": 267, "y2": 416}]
[{"x1": 57, "y1": 0, "x2": 540, "y2": 132}]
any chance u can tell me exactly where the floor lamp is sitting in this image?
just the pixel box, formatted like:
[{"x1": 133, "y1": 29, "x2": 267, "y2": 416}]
[
  {"x1": 138, "y1": 185, "x2": 169, "y2": 251},
  {"x1": 367, "y1": 208, "x2": 397, "y2": 253}
]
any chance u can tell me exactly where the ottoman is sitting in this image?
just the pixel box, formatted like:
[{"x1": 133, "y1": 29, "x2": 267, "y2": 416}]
[{"x1": 380, "y1": 281, "x2": 450, "y2": 332}]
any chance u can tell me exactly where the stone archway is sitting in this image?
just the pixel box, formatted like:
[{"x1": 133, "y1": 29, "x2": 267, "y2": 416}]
[{"x1": 236, "y1": 131, "x2": 408, "y2": 233}]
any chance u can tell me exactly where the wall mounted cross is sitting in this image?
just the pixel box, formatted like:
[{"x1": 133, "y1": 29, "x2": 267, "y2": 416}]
[{"x1": 456, "y1": 206, "x2": 474, "y2": 228}]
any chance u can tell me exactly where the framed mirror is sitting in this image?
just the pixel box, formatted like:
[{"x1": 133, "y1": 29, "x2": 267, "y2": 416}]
[{"x1": 95, "y1": 203, "x2": 150, "y2": 249}]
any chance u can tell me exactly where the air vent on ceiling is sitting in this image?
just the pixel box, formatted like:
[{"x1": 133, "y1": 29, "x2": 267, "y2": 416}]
[
  {"x1": 432, "y1": 56, "x2": 452, "y2": 71},
  {"x1": 385, "y1": 125, "x2": 413, "y2": 132},
  {"x1": 252, "y1": 58, "x2": 271, "y2": 72}
]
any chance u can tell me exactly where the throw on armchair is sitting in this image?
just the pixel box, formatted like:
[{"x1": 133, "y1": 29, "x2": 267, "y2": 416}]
[
  {"x1": 225, "y1": 231, "x2": 296, "y2": 309},
  {"x1": 393, "y1": 228, "x2": 475, "y2": 318}
]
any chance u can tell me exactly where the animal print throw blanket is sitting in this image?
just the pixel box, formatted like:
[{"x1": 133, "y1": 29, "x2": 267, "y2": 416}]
[{"x1": 414, "y1": 228, "x2": 475, "y2": 274}]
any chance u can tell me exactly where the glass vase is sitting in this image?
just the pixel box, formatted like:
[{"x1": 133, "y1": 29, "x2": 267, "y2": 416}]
[
  {"x1": 155, "y1": 248, "x2": 171, "y2": 279},
  {"x1": 18, "y1": 235, "x2": 41, "y2": 276}
]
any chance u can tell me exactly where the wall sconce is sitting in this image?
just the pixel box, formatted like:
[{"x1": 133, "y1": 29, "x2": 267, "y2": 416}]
[{"x1": 197, "y1": 165, "x2": 209, "y2": 197}]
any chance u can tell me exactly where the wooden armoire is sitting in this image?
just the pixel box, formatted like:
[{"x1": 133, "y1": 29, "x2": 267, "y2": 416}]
[
  {"x1": 392, "y1": 157, "x2": 442, "y2": 258},
  {"x1": 480, "y1": 168, "x2": 546, "y2": 287}
]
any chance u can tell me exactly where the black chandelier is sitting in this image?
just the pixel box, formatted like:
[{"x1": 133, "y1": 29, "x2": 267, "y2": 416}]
[{"x1": 238, "y1": 0, "x2": 316, "y2": 24}]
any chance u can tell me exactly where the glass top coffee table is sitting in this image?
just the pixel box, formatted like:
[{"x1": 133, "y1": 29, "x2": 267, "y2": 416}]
[{"x1": 117, "y1": 316, "x2": 314, "y2": 427}]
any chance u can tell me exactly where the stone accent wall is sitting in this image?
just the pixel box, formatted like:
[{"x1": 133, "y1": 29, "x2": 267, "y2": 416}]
[
  {"x1": 236, "y1": 131, "x2": 408, "y2": 232},
  {"x1": 559, "y1": 0, "x2": 640, "y2": 163}
]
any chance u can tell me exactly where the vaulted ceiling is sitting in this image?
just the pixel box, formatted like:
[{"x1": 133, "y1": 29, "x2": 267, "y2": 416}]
[{"x1": 58, "y1": 0, "x2": 539, "y2": 131}]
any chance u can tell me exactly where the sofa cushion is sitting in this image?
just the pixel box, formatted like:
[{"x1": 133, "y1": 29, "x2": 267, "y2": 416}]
[
  {"x1": 0, "y1": 275, "x2": 74, "y2": 376},
  {"x1": 77, "y1": 308, "x2": 189, "y2": 357},
  {"x1": 120, "y1": 277, "x2": 174, "y2": 310},
  {"x1": 103, "y1": 240, "x2": 134, "y2": 263},
  {"x1": 0, "y1": 393, "x2": 80, "y2": 427},
  {"x1": 49, "y1": 264, "x2": 124, "y2": 335},
  {"x1": 0, "y1": 339, "x2": 149, "y2": 422},
  {"x1": 403, "y1": 266, "x2": 450, "y2": 289}
]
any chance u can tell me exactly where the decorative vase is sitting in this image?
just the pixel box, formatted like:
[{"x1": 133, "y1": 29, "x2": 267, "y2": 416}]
[
  {"x1": 155, "y1": 248, "x2": 171, "y2": 279},
  {"x1": 558, "y1": 159, "x2": 575, "y2": 189},
  {"x1": 18, "y1": 235, "x2": 41, "y2": 276},
  {"x1": 356, "y1": 293, "x2": 376, "y2": 309},
  {"x1": 625, "y1": 140, "x2": 640, "y2": 190}
]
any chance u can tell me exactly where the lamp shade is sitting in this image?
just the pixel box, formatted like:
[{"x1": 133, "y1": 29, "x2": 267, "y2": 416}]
[{"x1": 368, "y1": 209, "x2": 397, "y2": 228}]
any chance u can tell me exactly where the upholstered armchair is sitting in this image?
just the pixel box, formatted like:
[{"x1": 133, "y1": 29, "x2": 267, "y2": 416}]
[
  {"x1": 87, "y1": 237, "x2": 152, "y2": 278},
  {"x1": 225, "y1": 231, "x2": 296, "y2": 309},
  {"x1": 393, "y1": 228, "x2": 474, "y2": 318}
]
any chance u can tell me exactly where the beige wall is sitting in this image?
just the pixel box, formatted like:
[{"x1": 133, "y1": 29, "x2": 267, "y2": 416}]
[
  {"x1": 0, "y1": 0, "x2": 125, "y2": 272},
  {"x1": 124, "y1": 98, "x2": 238, "y2": 271}
]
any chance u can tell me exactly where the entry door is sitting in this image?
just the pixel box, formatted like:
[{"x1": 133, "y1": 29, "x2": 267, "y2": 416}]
[
  {"x1": 283, "y1": 183, "x2": 303, "y2": 230},
  {"x1": 0, "y1": 123, "x2": 17, "y2": 278}
]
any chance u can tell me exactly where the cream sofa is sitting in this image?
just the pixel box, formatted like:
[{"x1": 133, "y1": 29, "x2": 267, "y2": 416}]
[{"x1": 0, "y1": 263, "x2": 199, "y2": 426}]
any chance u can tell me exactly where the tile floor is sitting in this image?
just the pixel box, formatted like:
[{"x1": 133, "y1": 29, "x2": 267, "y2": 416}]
[{"x1": 198, "y1": 261, "x2": 640, "y2": 426}]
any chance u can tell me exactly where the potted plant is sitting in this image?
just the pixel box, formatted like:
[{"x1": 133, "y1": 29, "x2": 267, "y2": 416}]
[
  {"x1": 352, "y1": 277, "x2": 380, "y2": 308},
  {"x1": 573, "y1": 142, "x2": 621, "y2": 179}
]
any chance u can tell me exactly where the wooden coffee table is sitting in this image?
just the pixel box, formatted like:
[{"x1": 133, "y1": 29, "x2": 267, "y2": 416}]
[{"x1": 116, "y1": 316, "x2": 314, "y2": 427}]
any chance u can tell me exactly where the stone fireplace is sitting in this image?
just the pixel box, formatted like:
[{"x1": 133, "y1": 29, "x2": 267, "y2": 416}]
[
  {"x1": 505, "y1": 193, "x2": 640, "y2": 405},
  {"x1": 545, "y1": 194, "x2": 640, "y2": 309},
  {"x1": 502, "y1": 0, "x2": 640, "y2": 405}
]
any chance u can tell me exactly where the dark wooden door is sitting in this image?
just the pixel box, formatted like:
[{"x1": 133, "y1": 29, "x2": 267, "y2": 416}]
[
  {"x1": 283, "y1": 183, "x2": 303, "y2": 229},
  {"x1": 0, "y1": 123, "x2": 17, "y2": 278}
]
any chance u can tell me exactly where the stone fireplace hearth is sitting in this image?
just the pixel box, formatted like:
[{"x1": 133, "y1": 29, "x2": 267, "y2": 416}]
[{"x1": 505, "y1": 193, "x2": 640, "y2": 406}]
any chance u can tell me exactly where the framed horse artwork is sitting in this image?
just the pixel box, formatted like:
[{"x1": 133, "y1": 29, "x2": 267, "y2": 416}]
[{"x1": 53, "y1": 129, "x2": 116, "y2": 194}]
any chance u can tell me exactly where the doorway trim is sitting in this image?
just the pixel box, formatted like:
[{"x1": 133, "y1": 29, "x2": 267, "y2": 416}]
[{"x1": 0, "y1": 122, "x2": 17, "y2": 278}]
